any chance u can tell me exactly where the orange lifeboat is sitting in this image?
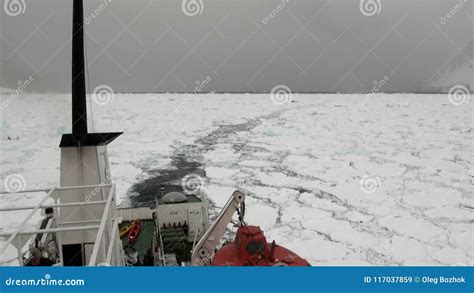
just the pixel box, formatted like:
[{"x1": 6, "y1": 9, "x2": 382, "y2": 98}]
[
  {"x1": 128, "y1": 219, "x2": 141, "y2": 244},
  {"x1": 212, "y1": 225, "x2": 309, "y2": 266}
]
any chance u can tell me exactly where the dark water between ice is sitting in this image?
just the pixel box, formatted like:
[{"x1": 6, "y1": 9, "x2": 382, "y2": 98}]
[{"x1": 129, "y1": 154, "x2": 205, "y2": 208}]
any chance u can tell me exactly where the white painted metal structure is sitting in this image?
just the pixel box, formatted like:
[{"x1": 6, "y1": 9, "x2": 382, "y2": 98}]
[
  {"x1": 57, "y1": 145, "x2": 122, "y2": 266},
  {"x1": 0, "y1": 183, "x2": 124, "y2": 266},
  {"x1": 0, "y1": 144, "x2": 125, "y2": 267}
]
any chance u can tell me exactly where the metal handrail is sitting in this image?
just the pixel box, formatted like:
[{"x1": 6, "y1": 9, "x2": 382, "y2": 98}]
[
  {"x1": 0, "y1": 189, "x2": 54, "y2": 256},
  {"x1": 0, "y1": 183, "x2": 118, "y2": 265},
  {"x1": 154, "y1": 197, "x2": 166, "y2": 266},
  {"x1": 55, "y1": 184, "x2": 112, "y2": 191},
  {"x1": 106, "y1": 218, "x2": 120, "y2": 264},
  {"x1": 0, "y1": 188, "x2": 53, "y2": 195},
  {"x1": 0, "y1": 225, "x2": 100, "y2": 237},
  {"x1": 88, "y1": 184, "x2": 116, "y2": 266},
  {"x1": 0, "y1": 200, "x2": 107, "y2": 212}
]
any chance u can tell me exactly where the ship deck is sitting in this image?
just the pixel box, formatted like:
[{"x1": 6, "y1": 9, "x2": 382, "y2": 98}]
[
  {"x1": 120, "y1": 220, "x2": 155, "y2": 265},
  {"x1": 120, "y1": 219, "x2": 193, "y2": 266}
]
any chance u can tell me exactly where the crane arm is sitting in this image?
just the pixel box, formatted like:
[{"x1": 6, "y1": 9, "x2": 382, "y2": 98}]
[{"x1": 191, "y1": 190, "x2": 245, "y2": 266}]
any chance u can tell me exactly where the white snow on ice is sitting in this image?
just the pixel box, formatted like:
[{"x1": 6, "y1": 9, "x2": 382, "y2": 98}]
[{"x1": 0, "y1": 93, "x2": 472, "y2": 266}]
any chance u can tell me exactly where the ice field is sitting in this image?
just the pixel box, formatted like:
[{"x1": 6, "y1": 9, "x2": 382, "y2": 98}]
[{"x1": 0, "y1": 92, "x2": 472, "y2": 265}]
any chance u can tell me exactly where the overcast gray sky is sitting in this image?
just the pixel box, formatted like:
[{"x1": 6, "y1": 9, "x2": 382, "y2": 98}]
[{"x1": 0, "y1": 0, "x2": 472, "y2": 93}]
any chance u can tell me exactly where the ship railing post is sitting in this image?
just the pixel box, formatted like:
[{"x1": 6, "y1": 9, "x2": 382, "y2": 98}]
[
  {"x1": 88, "y1": 184, "x2": 115, "y2": 266},
  {"x1": 0, "y1": 189, "x2": 54, "y2": 257},
  {"x1": 53, "y1": 190, "x2": 64, "y2": 266},
  {"x1": 106, "y1": 217, "x2": 120, "y2": 264},
  {"x1": 16, "y1": 237, "x2": 22, "y2": 266}
]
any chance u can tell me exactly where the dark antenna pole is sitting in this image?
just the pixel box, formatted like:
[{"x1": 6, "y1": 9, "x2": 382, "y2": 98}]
[
  {"x1": 72, "y1": 0, "x2": 87, "y2": 144},
  {"x1": 60, "y1": 0, "x2": 122, "y2": 148}
]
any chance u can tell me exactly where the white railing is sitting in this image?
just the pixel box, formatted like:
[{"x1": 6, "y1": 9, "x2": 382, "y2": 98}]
[
  {"x1": 0, "y1": 183, "x2": 124, "y2": 267},
  {"x1": 0, "y1": 189, "x2": 54, "y2": 258},
  {"x1": 88, "y1": 184, "x2": 119, "y2": 266}
]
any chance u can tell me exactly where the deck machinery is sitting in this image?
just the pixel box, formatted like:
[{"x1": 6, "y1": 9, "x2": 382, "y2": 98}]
[{"x1": 118, "y1": 192, "x2": 209, "y2": 266}]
